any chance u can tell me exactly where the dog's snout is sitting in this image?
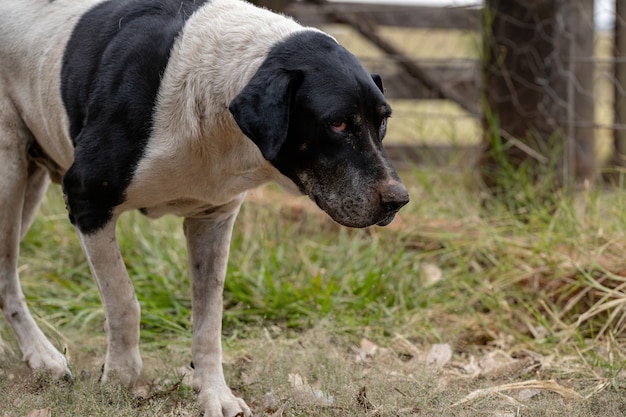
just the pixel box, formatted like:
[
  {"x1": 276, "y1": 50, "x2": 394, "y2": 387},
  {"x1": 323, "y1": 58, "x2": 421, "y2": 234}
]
[{"x1": 380, "y1": 181, "x2": 409, "y2": 213}]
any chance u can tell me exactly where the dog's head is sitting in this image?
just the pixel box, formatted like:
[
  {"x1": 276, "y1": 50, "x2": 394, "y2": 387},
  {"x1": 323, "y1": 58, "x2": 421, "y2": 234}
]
[{"x1": 229, "y1": 31, "x2": 409, "y2": 228}]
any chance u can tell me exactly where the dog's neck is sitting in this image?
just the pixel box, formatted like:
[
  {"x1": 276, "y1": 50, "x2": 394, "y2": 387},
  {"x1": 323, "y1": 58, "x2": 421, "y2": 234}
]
[{"x1": 154, "y1": 0, "x2": 306, "y2": 146}]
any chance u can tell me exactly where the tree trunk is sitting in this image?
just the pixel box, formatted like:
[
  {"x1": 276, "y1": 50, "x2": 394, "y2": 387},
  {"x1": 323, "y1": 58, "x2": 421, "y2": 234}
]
[{"x1": 480, "y1": 0, "x2": 595, "y2": 194}]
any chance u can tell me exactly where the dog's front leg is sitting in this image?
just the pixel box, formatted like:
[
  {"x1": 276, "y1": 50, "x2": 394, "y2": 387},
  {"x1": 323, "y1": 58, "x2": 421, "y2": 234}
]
[
  {"x1": 76, "y1": 219, "x2": 142, "y2": 386},
  {"x1": 184, "y1": 199, "x2": 251, "y2": 417}
]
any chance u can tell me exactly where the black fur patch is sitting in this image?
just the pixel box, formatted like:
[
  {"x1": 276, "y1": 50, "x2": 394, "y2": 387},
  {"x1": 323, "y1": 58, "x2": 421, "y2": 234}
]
[
  {"x1": 231, "y1": 30, "x2": 391, "y2": 193},
  {"x1": 61, "y1": 0, "x2": 208, "y2": 234}
]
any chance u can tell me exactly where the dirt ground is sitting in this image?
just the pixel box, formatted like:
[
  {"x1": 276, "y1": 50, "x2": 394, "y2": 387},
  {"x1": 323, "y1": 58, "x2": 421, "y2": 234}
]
[{"x1": 1, "y1": 325, "x2": 625, "y2": 417}]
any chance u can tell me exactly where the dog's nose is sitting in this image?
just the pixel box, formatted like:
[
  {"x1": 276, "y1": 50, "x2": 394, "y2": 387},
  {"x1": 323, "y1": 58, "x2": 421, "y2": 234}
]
[{"x1": 380, "y1": 181, "x2": 410, "y2": 213}]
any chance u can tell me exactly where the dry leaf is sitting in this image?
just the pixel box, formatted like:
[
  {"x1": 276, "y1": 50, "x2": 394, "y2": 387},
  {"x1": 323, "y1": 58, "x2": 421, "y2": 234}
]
[
  {"x1": 460, "y1": 350, "x2": 536, "y2": 379},
  {"x1": 479, "y1": 350, "x2": 518, "y2": 376},
  {"x1": 391, "y1": 334, "x2": 421, "y2": 359},
  {"x1": 288, "y1": 373, "x2": 305, "y2": 388},
  {"x1": 426, "y1": 343, "x2": 452, "y2": 368},
  {"x1": 481, "y1": 351, "x2": 539, "y2": 379},
  {"x1": 356, "y1": 338, "x2": 379, "y2": 363},
  {"x1": 422, "y1": 263, "x2": 443, "y2": 287},
  {"x1": 268, "y1": 408, "x2": 284, "y2": 417},
  {"x1": 288, "y1": 373, "x2": 334, "y2": 406},
  {"x1": 462, "y1": 355, "x2": 481, "y2": 376}
]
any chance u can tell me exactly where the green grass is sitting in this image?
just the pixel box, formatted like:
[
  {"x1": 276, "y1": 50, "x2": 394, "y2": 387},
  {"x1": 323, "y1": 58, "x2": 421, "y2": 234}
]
[{"x1": 2, "y1": 164, "x2": 626, "y2": 416}]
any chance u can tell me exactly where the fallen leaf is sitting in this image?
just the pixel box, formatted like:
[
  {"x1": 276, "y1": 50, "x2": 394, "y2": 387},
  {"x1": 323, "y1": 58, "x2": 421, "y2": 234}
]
[
  {"x1": 462, "y1": 355, "x2": 481, "y2": 376},
  {"x1": 479, "y1": 350, "x2": 516, "y2": 375},
  {"x1": 422, "y1": 263, "x2": 443, "y2": 286},
  {"x1": 356, "y1": 338, "x2": 379, "y2": 363},
  {"x1": 426, "y1": 343, "x2": 452, "y2": 368},
  {"x1": 288, "y1": 373, "x2": 305, "y2": 388},
  {"x1": 391, "y1": 334, "x2": 421, "y2": 359},
  {"x1": 268, "y1": 408, "x2": 284, "y2": 417},
  {"x1": 288, "y1": 373, "x2": 334, "y2": 406}
]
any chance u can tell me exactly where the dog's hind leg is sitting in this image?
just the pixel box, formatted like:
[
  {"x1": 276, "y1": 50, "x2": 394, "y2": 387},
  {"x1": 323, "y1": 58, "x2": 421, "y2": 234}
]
[
  {"x1": 0, "y1": 103, "x2": 70, "y2": 378},
  {"x1": 20, "y1": 161, "x2": 50, "y2": 241},
  {"x1": 184, "y1": 197, "x2": 252, "y2": 417}
]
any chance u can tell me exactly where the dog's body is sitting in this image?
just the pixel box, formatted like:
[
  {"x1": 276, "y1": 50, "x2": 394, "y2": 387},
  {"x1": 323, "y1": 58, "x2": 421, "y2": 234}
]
[{"x1": 0, "y1": 0, "x2": 408, "y2": 415}]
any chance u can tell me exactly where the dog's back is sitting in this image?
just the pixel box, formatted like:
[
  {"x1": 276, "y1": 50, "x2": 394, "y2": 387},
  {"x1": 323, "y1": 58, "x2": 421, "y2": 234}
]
[{"x1": 0, "y1": 0, "x2": 87, "y2": 66}]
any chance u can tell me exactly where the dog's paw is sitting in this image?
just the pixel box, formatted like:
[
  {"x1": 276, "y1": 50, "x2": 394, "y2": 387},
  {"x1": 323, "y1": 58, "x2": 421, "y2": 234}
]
[
  {"x1": 100, "y1": 349, "x2": 143, "y2": 387},
  {"x1": 198, "y1": 385, "x2": 252, "y2": 417},
  {"x1": 23, "y1": 342, "x2": 72, "y2": 381}
]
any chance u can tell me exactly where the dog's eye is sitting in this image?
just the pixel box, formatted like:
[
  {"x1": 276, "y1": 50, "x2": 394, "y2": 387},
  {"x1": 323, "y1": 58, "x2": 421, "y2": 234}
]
[
  {"x1": 378, "y1": 116, "x2": 389, "y2": 141},
  {"x1": 330, "y1": 121, "x2": 347, "y2": 133},
  {"x1": 379, "y1": 117, "x2": 390, "y2": 134}
]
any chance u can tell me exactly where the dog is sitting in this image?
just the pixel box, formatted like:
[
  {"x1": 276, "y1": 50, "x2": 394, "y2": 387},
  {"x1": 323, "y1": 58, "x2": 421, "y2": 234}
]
[{"x1": 0, "y1": 0, "x2": 409, "y2": 415}]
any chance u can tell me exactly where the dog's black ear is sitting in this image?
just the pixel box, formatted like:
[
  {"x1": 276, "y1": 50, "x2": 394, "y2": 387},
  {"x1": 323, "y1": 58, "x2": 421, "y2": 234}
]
[
  {"x1": 371, "y1": 74, "x2": 384, "y2": 94},
  {"x1": 229, "y1": 68, "x2": 303, "y2": 161}
]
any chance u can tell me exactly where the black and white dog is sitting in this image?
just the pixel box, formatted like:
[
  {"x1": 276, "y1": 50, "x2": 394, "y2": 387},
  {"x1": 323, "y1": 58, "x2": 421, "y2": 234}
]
[{"x1": 0, "y1": 0, "x2": 409, "y2": 415}]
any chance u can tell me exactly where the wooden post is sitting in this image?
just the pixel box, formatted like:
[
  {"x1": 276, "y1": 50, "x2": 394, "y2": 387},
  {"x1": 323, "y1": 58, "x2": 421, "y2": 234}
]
[
  {"x1": 572, "y1": 0, "x2": 596, "y2": 182},
  {"x1": 613, "y1": 0, "x2": 626, "y2": 171},
  {"x1": 480, "y1": 0, "x2": 595, "y2": 192}
]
